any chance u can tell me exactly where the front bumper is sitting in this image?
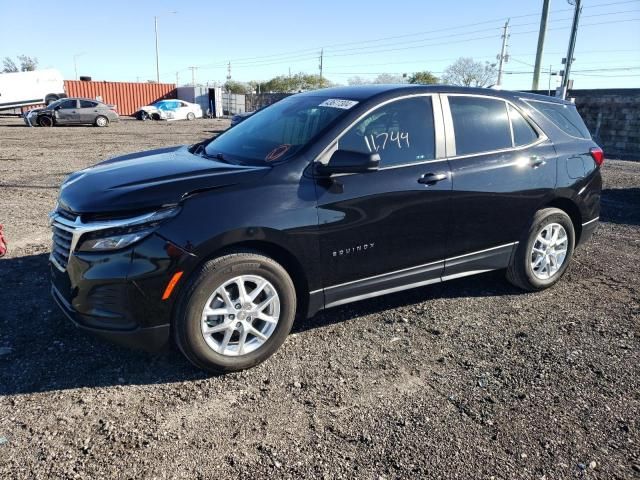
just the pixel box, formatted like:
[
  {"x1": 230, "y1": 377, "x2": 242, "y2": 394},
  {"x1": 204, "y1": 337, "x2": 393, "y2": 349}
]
[
  {"x1": 51, "y1": 285, "x2": 170, "y2": 351},
  {"x1": 50, "y1": 233, "x2": 192, "y2": 352}
]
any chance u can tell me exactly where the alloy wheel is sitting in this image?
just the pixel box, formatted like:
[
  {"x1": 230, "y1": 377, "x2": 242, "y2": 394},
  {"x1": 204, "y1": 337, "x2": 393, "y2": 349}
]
[
  {"x1": 200, "y1": 274, "x2": 280, "y2": 356},
  {"x1": 530, "y1": 222, "x2": 568, "y2": 280}
]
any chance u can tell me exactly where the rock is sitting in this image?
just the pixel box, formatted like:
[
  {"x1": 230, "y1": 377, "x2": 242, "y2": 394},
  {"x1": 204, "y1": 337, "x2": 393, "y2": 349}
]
[
  {"x1": 293, "y1": 381, "x2": 302, "y2": 389},
  {"x1": 520, "y1": 453, "x2": 527, "y2": 459},
  {"x1": 578, "y1": 463, "x2": 586, "y2": 470},
  {"x1": 0, "y1": 436, "x2": 7, "y2": 445},
  {"x1": 589, "y1": 461, "x2": 597, "y2": 469}
]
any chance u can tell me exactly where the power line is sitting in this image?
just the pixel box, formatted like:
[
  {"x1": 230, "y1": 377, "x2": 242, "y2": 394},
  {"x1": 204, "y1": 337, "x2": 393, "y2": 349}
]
[{"x1": 173, "y1": 0, "x2": 639, "y2": 72}]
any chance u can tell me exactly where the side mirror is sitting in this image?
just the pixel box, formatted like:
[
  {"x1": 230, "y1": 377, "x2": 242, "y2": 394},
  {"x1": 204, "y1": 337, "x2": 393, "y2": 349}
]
[{"x1": 316, "y1": 150, "x2": 380, "y2": 176}]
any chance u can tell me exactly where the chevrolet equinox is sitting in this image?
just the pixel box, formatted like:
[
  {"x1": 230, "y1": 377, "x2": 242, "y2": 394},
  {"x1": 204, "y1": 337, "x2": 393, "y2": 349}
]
[{"x1": 50, "y1": 85, "x2": 602, "y2": 372}]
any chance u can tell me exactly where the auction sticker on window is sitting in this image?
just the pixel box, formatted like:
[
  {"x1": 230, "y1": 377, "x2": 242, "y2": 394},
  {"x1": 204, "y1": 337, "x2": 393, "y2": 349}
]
[{"x1": 319, "y1": 99, "x2": 359, "y2": 109}]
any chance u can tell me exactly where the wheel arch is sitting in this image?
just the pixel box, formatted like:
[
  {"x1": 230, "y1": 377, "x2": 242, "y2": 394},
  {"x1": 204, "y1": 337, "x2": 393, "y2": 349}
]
[
  {"x1": 182, "y1": 239, "x2": 311, "y2": 321},
  {"x1": 544, "y1": 197, "x2": 583, "y2": 244}
]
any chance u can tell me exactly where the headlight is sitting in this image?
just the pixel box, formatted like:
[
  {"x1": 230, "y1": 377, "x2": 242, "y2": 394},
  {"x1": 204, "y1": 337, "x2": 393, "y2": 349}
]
[
  {"x1": 76, "y1": 206, "x2": 180, "y2": 252},
  {"x1": 80, "y1": 228, "x2": 155, "y2": 251}
]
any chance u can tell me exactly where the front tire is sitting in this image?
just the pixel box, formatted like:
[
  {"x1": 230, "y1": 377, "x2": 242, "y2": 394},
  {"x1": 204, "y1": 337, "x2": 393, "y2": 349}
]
[
  {"x1": 174, "y1": 252, "x2": 296, "y2": 373},
  {"x1": 38, "y1": 115, "x2": 54, "y2": 127},
  {"x1": 506, "y1": 208, "x2": 575, "y2": 291}
]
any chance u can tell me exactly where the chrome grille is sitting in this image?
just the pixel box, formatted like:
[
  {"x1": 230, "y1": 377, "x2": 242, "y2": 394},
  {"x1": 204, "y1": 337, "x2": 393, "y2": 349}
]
[
  {"x1": 51, "y1": 224, "x2": 73, "y2": 270},
  {"x1": 56, "y1": 209, "x2": 77, "y2": 222},
  {"x1": 50, "y1": 209, "x2": 79, "y2": 271}
]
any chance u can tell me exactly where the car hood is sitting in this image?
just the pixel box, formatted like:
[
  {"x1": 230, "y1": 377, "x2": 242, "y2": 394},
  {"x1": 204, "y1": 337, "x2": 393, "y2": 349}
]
[{"x1": 58, "y1": 145, "x2": 270, "y2": 214}]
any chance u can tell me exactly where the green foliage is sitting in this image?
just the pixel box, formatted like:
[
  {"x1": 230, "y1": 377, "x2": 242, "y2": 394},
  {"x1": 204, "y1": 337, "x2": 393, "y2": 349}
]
[
  {"x1": 257, "y1": 73, "x2": 332, "y2": 93},
  {"x1": 408, "y1": 71, "x2": 439, "y2": 85},
  {"x1": 224, "y1": 80, "x2": 250, "y2": 94}
]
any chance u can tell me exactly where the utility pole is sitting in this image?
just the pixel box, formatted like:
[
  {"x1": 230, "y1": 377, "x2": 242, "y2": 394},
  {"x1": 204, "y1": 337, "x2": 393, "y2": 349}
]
[
  {"x1": 153, "y1": 12, "x2": 176, "y2": 84},
  {"x1": 73, "y1": 52, "x2": 86, "y2": 80},
  {"x1": 319, "y1": 48, "x2": 324, "y2": 84},
  {"x1": 496, "y1": 19, "x2": 510, "y2": 87},
  {"x1": 176, "y1": 71, "x2": 179, "y2": 86},
  {"x1": 532, "y1": 0, "x2": 551, "y2": 90},
  {"x1": 559, "y1": 0, "x2": 582, "y2": 98},
  {"x1": 226, "y1": 62, "x2": 232, "y2": 82},
  {"x1": 189, "y1": 66, "x2": 198, "y2": 86},
  {"x1": 154, "y1": 16, "x2": 160, "y2": 83}
]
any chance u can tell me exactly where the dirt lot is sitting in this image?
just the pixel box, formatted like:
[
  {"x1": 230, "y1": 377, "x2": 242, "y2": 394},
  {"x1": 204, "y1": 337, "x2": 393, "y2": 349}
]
[{"x1": 0, "y1": 116, "x2": 638, "y2": 479}]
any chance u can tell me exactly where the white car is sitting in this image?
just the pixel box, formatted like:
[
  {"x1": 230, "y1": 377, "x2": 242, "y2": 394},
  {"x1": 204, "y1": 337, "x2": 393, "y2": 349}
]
[{"x1": 136, "y1": 99, "x2": 203, "y2": 121}]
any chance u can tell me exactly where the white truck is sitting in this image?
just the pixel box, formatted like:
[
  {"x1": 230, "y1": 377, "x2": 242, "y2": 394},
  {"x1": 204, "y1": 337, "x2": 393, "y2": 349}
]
[{"x1": 0, "y1": 69, "x2": 66, "y2": 111}]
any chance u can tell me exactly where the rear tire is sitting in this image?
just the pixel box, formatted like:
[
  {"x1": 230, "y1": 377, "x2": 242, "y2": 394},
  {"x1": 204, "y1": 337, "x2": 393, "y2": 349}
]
[
  {"x1": 506, "y1": 208, "x2": 575, "y2": 291},
  {"x1": 173, "y1": 251, "x2": 296, "y2": 373},
  {"x1": 95, "y1": 115, "x2": 109, "y2": 127},
  {"x1": 186, "y1": 112, "x2": 196, "y2": 121}
]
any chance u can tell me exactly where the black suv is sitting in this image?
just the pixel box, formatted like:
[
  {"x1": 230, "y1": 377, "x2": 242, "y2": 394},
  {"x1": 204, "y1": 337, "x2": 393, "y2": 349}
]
[{"x1": 50, "y1": 85, "x2": 602, "y2": 372}]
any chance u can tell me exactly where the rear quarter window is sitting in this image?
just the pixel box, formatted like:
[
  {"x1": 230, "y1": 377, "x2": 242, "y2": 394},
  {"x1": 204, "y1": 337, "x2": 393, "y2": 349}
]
[{"x1": 525, "y1": 100, "x2": 591, "y2": 139}]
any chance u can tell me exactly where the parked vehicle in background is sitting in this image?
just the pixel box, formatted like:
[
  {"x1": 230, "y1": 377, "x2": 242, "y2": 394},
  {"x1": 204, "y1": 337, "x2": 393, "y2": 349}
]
[
  {"x1": 135, "y1": 99, "x2": 202, "y2": 121},
  {"x1": 0, "y1": 69, "x2": 66, "y2": 111},
  {"x1": 25, "y1": 98, "x2": 119, "y2": 127},
  {"x1": 50, "y1": 85, "x2": 602, "y2": 373}
]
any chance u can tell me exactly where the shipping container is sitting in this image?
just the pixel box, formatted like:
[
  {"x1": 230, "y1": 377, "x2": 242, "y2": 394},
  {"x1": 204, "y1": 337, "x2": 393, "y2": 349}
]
[{"x1": 64, "y1": 80, "x2": 176, "y2": 116}]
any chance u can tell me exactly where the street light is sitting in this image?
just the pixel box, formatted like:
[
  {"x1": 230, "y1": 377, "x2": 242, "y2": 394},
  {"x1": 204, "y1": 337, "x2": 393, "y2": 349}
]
[
  {"x1": 73, "y1": 52, "x2": 87, "y2": 80},
  {"x1": 154, "y1": 11, "x2": 177, "y2": 83}
]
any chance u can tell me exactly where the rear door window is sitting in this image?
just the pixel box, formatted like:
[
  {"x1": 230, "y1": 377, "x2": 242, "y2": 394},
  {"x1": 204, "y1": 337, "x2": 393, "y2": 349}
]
[
  {"x1": 79, "y1": 100, "x2": 98, "y2": 108},
  {"x1": 525, "y1": 100, "x2": 591, "y2": 139},
  {"x1": 448, "y1": 96, "x2": 512, "y2": 156},
  {"x1": 339, "y1": 96, "x2": 436, "y2": 167},
  {"x1": 508, "y1": 104, "x2": 538, "y2": 146}
]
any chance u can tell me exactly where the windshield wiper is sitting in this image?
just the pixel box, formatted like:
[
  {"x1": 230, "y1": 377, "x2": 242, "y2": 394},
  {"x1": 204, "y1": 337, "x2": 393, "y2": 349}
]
[{"x1": 201, "y1": 150, "x2": 230, "y2": 163}]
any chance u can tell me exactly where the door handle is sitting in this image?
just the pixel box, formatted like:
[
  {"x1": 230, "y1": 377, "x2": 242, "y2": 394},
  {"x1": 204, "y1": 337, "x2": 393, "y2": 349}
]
[
  {"x1": 418, "y1": 172, "x2": 448, "y2": 185},
  {"x1": 529, "y1": 156, "x2": 546, "y2": 168}
]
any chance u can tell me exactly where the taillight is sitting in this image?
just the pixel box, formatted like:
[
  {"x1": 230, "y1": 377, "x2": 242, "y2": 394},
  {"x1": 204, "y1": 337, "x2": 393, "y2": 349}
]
[{"x1": 590, "y1": 147, "x2": 604, "y2": 167}]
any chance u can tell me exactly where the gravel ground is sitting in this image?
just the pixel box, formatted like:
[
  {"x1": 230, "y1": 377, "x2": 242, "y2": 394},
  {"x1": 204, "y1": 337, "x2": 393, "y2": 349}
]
[{"x1": 0, "y1": 117, "x2": 638, "y2": 479}]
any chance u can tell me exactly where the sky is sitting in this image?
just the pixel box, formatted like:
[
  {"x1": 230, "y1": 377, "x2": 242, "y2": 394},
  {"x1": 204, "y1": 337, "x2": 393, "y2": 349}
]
[{"x1": 1, "y1": 0, "x2": 639, "y2": 90}]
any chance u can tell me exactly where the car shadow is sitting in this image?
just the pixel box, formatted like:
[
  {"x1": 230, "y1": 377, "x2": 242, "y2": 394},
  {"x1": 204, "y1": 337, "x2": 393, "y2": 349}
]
[
  {"x1": 600, "y1": 188, "x2": 640, "y2": 226},
  {"x1": 0, "y1": 253, "x2": 518, "y2": 396}
]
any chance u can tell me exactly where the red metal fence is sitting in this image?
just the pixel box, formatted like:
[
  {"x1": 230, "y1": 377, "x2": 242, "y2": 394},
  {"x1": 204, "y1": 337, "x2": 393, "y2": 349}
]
[{"x1": 64, "y1": 80, "x2": 176, "y2": 116}]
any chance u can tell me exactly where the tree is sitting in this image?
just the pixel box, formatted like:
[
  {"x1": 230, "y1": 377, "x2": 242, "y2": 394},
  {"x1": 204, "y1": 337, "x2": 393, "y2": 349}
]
[
  {"x1": 347, "y1": 73, "x2": 406, "y2": 85},
  {"x1": 408, "y1": 71, "x2": 439, "y2": 85},
  {"x1": 18, "y1": 55, "x2": 38, "y2": 71},
  {"x1": 225, "y1": 80, "x2": 250, "y2": 94},
  {"x1": 441, "y1": 57, "x2": 497, "y2": 87},
  {"x1": 258, "y1": 73, "x2": 331, "y2": 93},
  {"x1": 2, "y1": 55, "x2": 38, "y2": 73},
  {"x1": 2, "y1": 58, "x2": 18, "y2": 73}
]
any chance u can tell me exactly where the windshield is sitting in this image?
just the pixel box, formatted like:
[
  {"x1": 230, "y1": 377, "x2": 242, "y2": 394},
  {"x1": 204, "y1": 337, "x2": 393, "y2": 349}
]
[
  {"x1": 204, "y1": 95, "x2": 356, "y2": 165},
  {"x1": 152, "y1": 101, "x2": 179, "y2": 111}
]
